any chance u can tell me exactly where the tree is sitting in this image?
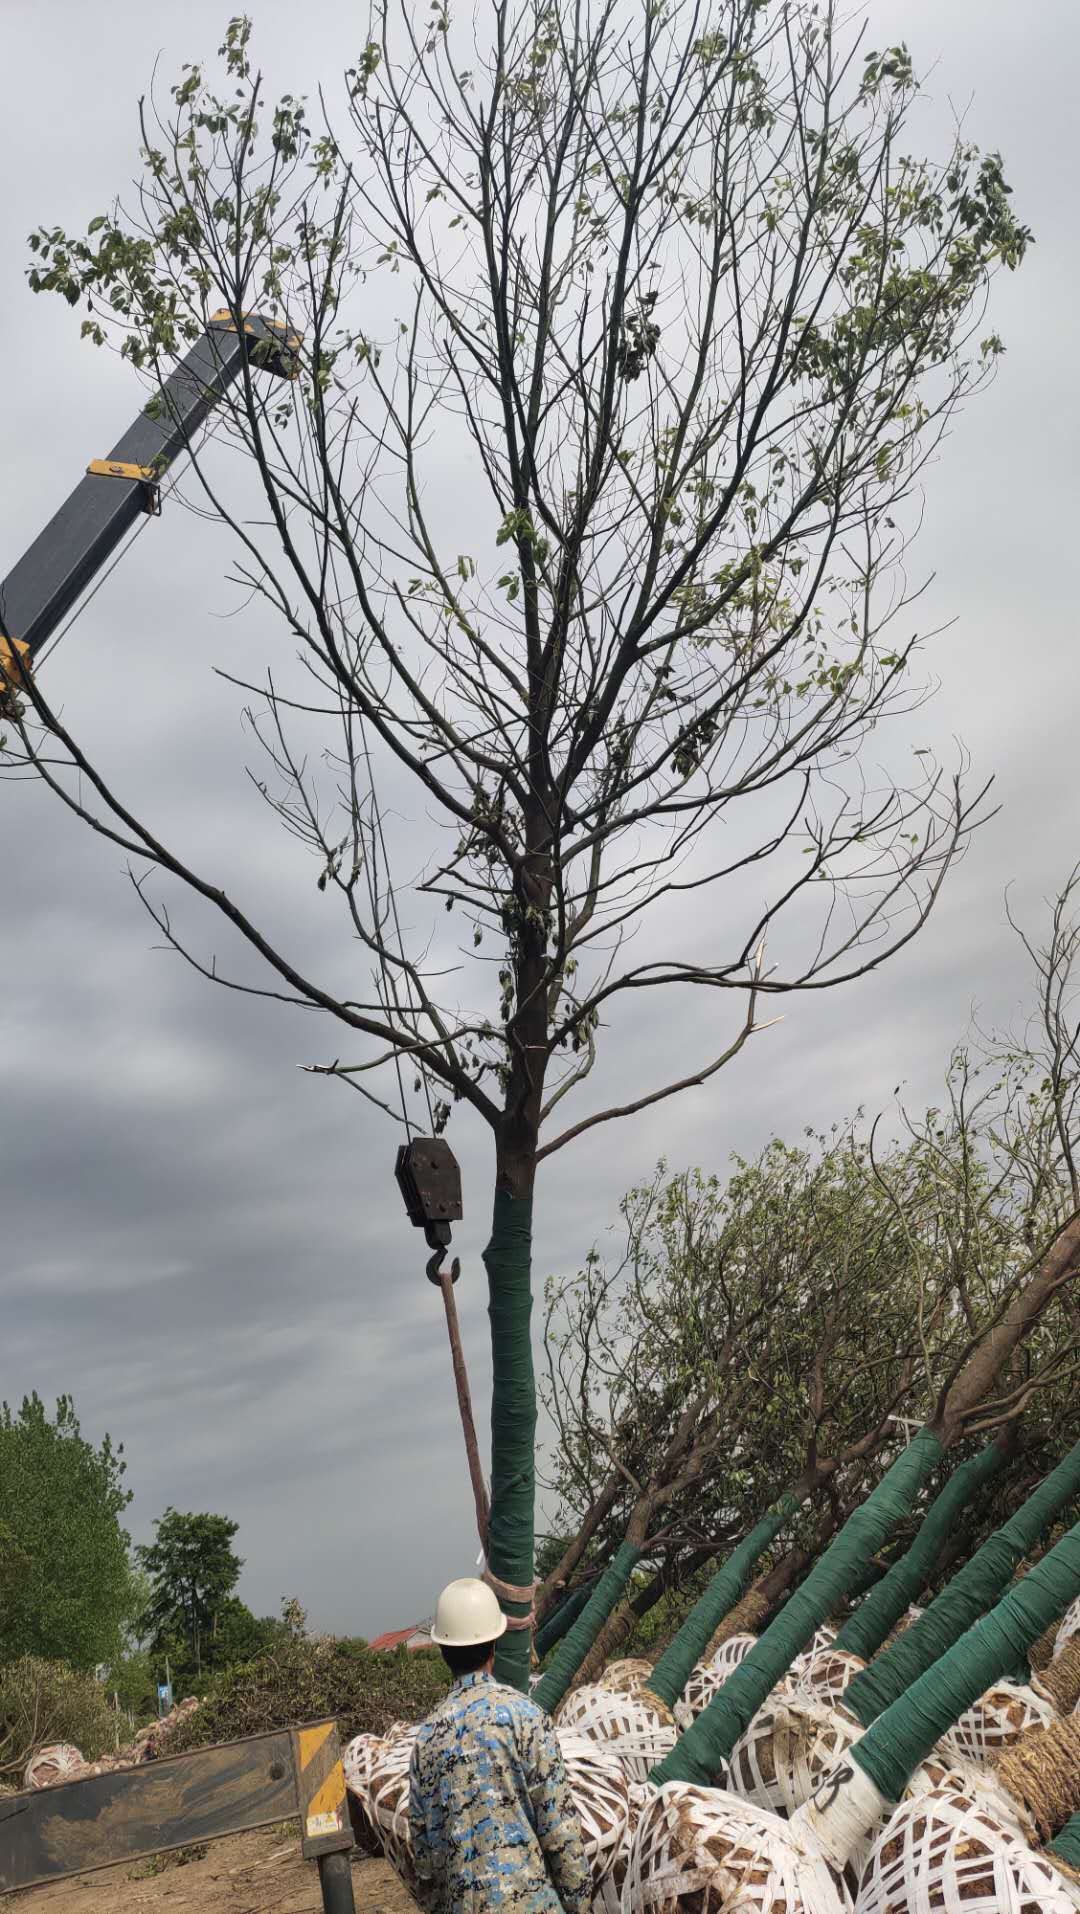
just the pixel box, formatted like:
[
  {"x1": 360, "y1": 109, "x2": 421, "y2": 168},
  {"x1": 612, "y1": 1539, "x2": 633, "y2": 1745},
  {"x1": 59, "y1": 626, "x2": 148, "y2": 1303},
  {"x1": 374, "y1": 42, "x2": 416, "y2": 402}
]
[
  {"x1": 6, "y1": 1, "x2": 1029, "y2": 1686},
  {"x1": 0, "y1": 1394, "x2": 135, "y2": 1671},
  {"x1": 137, "y1": 1509, "x2": 243, "y2": 1676},
  {"x1": 537, "y1": 876, "x2": 1080, "y2": 1691}
]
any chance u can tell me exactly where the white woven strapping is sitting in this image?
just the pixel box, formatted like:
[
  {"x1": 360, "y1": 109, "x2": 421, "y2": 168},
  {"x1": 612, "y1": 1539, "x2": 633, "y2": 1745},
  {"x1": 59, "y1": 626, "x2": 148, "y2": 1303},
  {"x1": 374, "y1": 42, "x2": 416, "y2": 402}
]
[
  {"x1": 707, "y1": 1632, "x2": 759, "y2": 1679},
  {"x1": 623, "y1": 1778, "x2": 851, "y2": 1914},
  {"x1": 675, "y1": 1629, "x2": 844, "y2": 1735},
  {"x1": 1057, "y1": 1595, "x2": 1080, "y2": 1659},
  {"x1": 936, "y1": 1678, "x2": 1059, "y2": 1764},
  {"x1": 555, "y1": 1683, "x2": 679, "y2": 1784},
  {"x1": 784, "y1": 1649, "x2": 867, "y2": 1712},
  {"x1": 594, "y1": 1781, "x2": 654, "y2": 1914},
  {"x1": 23, "y1": 1743, "x2": 86, "y2": 1790},
  {"x1": 787, "y1": 1628, "x2": 840, "y2": 1677},
  {"x1": 674, "y1": 1662, "x2": 729, "y2": 1731},
  {"x1": 853, "y1": 1768, "x2": 1080, "y2": 1913},
  {"x1": 727, "y1": 1699, "x2": 863, "y2": 1819},
  {"x1": 598, "y1": 1659, "x2": 656, "y2": 1696}
]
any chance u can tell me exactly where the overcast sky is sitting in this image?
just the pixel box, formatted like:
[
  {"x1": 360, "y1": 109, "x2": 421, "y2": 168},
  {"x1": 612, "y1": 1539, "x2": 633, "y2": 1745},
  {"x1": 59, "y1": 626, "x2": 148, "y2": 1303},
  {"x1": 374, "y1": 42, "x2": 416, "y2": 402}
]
[{"x1": 2, "y1": 0, "x2": 1078, "y2": 1642}]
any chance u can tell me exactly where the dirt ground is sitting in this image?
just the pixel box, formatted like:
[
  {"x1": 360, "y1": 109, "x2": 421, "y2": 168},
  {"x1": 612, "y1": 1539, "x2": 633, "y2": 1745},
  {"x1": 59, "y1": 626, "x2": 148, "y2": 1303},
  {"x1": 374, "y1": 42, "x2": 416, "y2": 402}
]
[{"x1": 11, "y1": 1830, "x2": 418, "y2": 1914}]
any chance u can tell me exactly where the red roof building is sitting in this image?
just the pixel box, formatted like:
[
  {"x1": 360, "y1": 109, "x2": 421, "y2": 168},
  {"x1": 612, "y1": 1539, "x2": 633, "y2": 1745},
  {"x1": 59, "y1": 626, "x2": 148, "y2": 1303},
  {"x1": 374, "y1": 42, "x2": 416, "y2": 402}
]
[{"x1": 368, "y1": 1621, "x2": 435, "y2": 1653}]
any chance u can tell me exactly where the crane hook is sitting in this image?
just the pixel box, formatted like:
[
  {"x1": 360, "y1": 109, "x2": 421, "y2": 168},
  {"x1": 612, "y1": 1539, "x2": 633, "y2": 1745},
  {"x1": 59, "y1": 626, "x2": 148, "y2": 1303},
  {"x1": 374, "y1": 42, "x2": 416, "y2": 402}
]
[{"x1": 427, "y1": 1246, "x2": 461, "y2": 1286}]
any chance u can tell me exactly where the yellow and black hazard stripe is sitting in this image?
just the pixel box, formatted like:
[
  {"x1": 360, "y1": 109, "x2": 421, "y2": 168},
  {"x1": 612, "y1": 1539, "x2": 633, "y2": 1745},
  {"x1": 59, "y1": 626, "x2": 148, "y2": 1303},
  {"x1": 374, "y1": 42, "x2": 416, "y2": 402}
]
[{"x1": 292, "y1": 1721, "x2": 351, "y2": 1858}]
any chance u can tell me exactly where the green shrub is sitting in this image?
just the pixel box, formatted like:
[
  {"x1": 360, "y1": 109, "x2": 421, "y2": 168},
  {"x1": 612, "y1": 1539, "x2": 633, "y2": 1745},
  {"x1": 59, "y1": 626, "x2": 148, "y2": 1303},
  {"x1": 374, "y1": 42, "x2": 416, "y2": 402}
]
[
  {"x1": 167, "y1": 1637, "x2": 451, "y2": 1754},
  {"x1": 0, "y1": 1657, "x2": 116, "y2": 1780}
]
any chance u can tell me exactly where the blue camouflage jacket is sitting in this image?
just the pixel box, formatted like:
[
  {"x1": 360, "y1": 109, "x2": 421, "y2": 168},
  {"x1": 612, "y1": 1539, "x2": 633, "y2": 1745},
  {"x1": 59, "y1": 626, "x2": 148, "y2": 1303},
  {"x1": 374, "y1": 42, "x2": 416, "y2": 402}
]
[{"x1": 408, "y1": 1671, "x2": 592, "y2": 1914}]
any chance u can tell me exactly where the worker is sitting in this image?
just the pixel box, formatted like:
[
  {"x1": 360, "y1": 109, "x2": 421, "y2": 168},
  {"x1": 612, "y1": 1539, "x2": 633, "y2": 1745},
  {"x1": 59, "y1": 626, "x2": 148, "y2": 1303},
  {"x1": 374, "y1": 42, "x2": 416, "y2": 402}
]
[{"x1": 409, "y1": 1577, "x2": 592, "y2": 1914}]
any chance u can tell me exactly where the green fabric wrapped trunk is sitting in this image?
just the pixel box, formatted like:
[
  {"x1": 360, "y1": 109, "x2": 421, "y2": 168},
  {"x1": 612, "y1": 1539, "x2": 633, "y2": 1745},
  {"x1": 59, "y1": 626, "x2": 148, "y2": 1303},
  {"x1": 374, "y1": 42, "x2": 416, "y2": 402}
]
[
  {"x1": 651, "y1": 1428, "x2": 943, "y2": 1784},
  {"x1": 483, "y1": 1188, "x2": 537, "y2": 1692},
  {"x1": 535, "y1": 1582, "x2": 593, "y2": 1660},
  {"x1": 531, "y1": 1541, "x2": 642, "y2": 1713},
  {"x1": 844, "y1": 1433, "x2": 1080, "y2": 1726},
  {"x1": 646, "y1": 1493, "x2": 802, "y2": 1708},
  {"x1": 850, "y1": 1521, "x2": 1080, "y2": 1802},
  {"x1": 835, "y1": 1438, "x2": 1006, "y2": 1661},
  {"x1": 1048, "y1": 1811, "x2": 1080, "y2": 1872}
]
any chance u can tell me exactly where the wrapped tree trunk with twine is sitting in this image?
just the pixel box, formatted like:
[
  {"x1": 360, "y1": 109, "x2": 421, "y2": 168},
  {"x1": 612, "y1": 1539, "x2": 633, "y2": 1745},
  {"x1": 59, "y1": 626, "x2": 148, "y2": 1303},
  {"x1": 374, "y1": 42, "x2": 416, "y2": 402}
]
[
  {"x1": 842, "y1": 1430, "x2": 1080, "y2": 1726},
  {"x1": 833, "y1": 1433, "x2": 1009, "y2": 1661}
]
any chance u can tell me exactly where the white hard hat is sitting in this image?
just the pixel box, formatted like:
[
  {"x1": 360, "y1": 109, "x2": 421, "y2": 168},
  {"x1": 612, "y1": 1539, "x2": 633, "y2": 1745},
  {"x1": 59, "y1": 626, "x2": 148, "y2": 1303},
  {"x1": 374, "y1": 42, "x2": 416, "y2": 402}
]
[{"x1": 430, "y1": 1577, "x2": 508, "y2": 1647}]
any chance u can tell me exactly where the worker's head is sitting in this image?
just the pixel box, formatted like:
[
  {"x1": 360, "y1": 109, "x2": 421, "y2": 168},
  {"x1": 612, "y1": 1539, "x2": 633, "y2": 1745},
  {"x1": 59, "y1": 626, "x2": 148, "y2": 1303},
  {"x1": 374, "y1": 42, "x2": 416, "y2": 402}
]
[{"x1": 430, "y1": 1577, "x2": 507, "y2": 1677}]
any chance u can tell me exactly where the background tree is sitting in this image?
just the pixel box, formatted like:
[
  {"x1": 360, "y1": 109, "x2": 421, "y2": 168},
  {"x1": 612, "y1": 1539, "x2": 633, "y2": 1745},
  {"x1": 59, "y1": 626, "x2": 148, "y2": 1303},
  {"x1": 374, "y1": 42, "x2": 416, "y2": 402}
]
[
  {"x1": 0, "y1": 1394, "x2": 136, "y2": 1671},
  {"x1": 7, "y1": 0, "x2": 1028, "y2": 1685},
  {"x1": 137, "y1": 1508, "x2": 243, "y2": 1679},
  {"x1": 538, "y1": 876, "x2": 1080, "y2": 1670}
]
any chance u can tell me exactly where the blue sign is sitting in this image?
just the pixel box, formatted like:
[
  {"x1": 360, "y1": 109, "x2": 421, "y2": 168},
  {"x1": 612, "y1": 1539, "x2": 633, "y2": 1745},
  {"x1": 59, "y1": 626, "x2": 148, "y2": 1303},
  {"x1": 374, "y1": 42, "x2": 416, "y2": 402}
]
[{"x1": 157, "y1": 1681, "x2": 173, "y2": 1713}]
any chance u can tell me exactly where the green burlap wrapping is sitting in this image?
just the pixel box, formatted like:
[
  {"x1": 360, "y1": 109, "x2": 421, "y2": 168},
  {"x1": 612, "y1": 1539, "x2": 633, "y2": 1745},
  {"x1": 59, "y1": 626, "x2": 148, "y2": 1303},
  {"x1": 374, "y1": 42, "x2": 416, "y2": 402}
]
[
  {"x1": 835, "y1": 1439, "x2": 1005, "y2": 1661},
  {"x1": 535, "y1": 1582, "x2": 593, "y2": 1660},
  {"x1": 651, "y1": 1428, "x2": 943, "y2": 1784},
  {"x1": 484, "y1": 1187, "x2": 537, "y2": 1692},
  {"x1": 851, "y1": 1523, "x2": 1080, "y2": 1802},
  {"x1": 1048, "y1": 1810, "x2": 1080, "y2": 1872},
  {"x1": 845, "y1": 1434, "x2": 1080, "y2": 1726},
  {"x1": 646, "y1": 1493, "x2": 802, "y2": 1708},
  {"x1": 531, "y1": 1541, "x2": 642, "y2": 1713}
]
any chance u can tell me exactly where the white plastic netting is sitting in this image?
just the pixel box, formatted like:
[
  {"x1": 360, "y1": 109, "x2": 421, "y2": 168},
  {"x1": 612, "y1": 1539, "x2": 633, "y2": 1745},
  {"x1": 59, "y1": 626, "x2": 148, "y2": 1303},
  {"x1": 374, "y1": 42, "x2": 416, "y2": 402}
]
[
  {"x1": 784, "y1": 1650, "x2": 867, "y2": 1712},
  {"x1": 22, "y1": 1743, "x2": 85, "y2": 1790},
  {"x1": 1057, "y1": 1597, "x2": 1080, "y2": 1659},
  {"x1": 936, "y1": 1679, "x2": 1059, "y2": 1765},
  {"x1": 706, "y1": 1633, "x2": 759, "y2": 1679},
  {"x1": 598, "y1": 1659, "x2": 657, "y2": 1696},
  {"x1": 727, "y1": 1698, "x2": 862, "y2": 1819},
  {"x1": 624, "y1": 1778, "x2": 851, "y2": 1914},
  {"x1": 674, "y1": 1662, "x2": 728, "y2": 1731},
  {"x1": 853, "y1": 1770, "x2": 1080, "y2": 1913},
  {"x1": 555, "y1": 1684, "x2": 679, "y2": 1784}
]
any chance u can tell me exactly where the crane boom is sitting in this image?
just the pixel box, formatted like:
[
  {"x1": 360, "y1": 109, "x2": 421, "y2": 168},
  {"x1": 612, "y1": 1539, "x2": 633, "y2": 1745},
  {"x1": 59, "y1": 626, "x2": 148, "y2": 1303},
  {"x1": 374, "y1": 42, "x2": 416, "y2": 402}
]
[{"x1": 0, "y1": 309, "x2": 299, "y2": 699}]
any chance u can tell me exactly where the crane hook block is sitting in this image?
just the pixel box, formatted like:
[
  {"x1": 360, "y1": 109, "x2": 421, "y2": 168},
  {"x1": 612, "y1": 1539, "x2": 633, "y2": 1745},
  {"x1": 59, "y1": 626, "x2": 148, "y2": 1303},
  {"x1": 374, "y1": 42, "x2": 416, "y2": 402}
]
[{"x1": 395, "y1": 1138, "x2": 463, "y2": 1252}]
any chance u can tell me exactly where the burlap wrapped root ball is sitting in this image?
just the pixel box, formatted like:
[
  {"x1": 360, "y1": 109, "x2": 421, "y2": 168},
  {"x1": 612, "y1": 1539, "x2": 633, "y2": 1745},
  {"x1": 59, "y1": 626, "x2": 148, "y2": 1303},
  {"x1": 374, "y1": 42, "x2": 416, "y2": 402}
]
[
  {"x1": 784, "y1": 1650, "x2": 867, "y2": 1713},
  {"x1": 853, "y1": 1766, "x2": 1080, "y2": 1913},
  {"x1": 936, "y1": 1679, "x2": 1059, "y2": 1765},
  {"x1": 727, "y1": 1697, "x2": 863, "y2": 1819},
  {"x1": 624, "y1": 1779, "x2": 850, "y2": 1914},
  {"x1": 674, "y1": 1662, "x2": 731, "y2": 1731},
  {"x1": 707, "y1": 1633, "x2": 759, "y2": 1679},
  {"x1": 555, "y1": 1683, "x2": 679, "y2": 1784},
  {"x1": 23, "y1": 1743, "x2": 86, "y2": 1789},
  {"x1": 595, "y1": 1658, "x2": 657, "y2": 1697},
  {"x1": 670, "y1": 1630, "x2": 775, "y2": 1730}
]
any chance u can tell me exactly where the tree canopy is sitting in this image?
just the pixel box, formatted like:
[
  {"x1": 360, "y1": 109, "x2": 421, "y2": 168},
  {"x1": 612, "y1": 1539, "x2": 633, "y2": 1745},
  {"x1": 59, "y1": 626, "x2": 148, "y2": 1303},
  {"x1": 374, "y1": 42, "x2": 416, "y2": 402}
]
[
  {"x1": 137, "y1": 1508, "x2": 244, "y2": 1676},
  {"x1": 0, "y1": 1394, "x2": 135, "y2": 1671},
  {"x1": 7, "y1": 0, "x2": 1032, "y2": 1685}
]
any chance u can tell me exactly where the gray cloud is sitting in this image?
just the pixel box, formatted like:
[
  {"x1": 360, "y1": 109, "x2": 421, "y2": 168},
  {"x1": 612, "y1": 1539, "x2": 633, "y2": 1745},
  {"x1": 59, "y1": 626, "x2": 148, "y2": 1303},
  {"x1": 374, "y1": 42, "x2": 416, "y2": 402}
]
[{"x1": 2, "y1": 0, "x2": 1078, "y2": 1637}]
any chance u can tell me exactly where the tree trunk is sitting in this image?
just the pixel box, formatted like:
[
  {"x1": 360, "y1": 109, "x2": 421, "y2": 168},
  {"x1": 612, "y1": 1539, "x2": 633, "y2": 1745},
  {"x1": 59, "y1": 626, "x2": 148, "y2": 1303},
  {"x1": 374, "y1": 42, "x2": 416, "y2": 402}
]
[
  {"x1": 931, "y1": 1214, "x2": 1080, "y2": 1445},
  {"x1": 834, "y1": 1434, "x2": 1009, "y2": 1660},
  {"x1": 797, "y1": 1517, "x2": 1080, "y2": 1871},
  {"x1": 531, "y1": 1540, "x2": 642, "y2": 1711},
  {"x1": 571, "y1": 1595, "x2": 641, "y2": 1688},
  {"x1": 652, "y1": 1430, "x2": 944, "y2": 1783},
  {"x1": 844, "y1": 1432, "x2": 1080, "y2": 1724},
  {"x1": 534, "y1": 1580, "x2": 595, "y2": 1659},
  {"x1": 704, "y1": 1546, "x2": 817, "y2": 1656},
  {"x1": 646, "y1": 1492, "x2": 803, "y2": 1707},
  {"x1": 536, "y1": 1476, "x2": 622, "y2": 1622},
  {"x1": 484, "y1": 1174, "x2": 538, "y2": 1692}
]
